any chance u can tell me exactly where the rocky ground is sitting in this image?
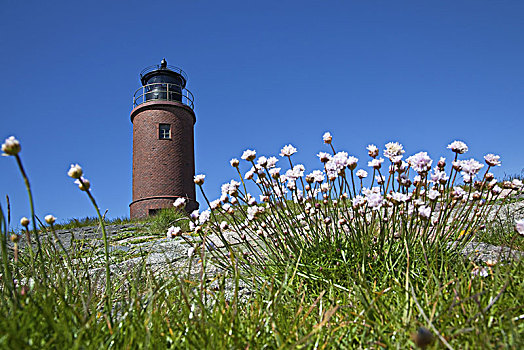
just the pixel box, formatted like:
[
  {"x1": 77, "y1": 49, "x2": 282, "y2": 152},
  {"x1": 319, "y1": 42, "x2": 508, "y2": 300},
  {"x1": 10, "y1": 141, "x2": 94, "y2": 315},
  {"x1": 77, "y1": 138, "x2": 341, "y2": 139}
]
[{"x1": 8, "y1": 196, "x2": 523, "y2": 298}]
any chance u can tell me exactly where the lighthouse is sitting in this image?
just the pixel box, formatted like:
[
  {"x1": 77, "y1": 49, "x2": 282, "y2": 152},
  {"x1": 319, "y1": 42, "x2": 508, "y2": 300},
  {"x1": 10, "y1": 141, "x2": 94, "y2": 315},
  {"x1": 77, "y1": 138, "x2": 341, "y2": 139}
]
[{"x1": 130, "y1": 59, "x2": 198, "y2": 218}]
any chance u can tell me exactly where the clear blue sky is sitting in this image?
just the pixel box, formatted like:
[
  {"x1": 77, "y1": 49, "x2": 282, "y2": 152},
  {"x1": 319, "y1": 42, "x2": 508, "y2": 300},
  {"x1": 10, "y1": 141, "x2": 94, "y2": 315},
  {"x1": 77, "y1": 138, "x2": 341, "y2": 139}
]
[{"x1": 1, "y1": 1, "x2": 523, "y2": 227}]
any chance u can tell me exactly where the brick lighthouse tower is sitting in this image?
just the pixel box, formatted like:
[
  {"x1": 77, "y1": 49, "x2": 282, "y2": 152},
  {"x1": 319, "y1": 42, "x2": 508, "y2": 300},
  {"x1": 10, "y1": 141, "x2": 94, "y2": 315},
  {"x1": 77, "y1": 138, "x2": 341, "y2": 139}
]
[{"x1": 130, "y1": 59, "x2": 198, "y2": 218}]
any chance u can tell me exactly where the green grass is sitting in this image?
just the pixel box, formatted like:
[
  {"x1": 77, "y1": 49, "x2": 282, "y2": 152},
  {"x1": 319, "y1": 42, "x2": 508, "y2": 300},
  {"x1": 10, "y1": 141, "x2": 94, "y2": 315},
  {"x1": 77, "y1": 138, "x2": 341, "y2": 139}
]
[
  {"x1": 2, "y1": 136, "x2": 523, "y2": 348},
  {"x1": 49, "y1": 215, "x2": 133, "y2": 230}
]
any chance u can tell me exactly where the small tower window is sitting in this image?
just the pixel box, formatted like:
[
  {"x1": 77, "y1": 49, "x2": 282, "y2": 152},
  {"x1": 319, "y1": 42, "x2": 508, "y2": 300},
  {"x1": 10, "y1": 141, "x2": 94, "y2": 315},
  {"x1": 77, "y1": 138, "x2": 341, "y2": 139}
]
[{"x1": 159, "y1": 124, "x2": 171, "y2": 139}]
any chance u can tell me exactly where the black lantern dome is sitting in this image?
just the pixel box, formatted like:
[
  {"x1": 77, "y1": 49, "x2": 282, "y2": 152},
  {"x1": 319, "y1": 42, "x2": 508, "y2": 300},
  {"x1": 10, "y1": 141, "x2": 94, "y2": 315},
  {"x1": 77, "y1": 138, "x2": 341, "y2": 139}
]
[{"x1": 139, "y1": 58, "x2": 188, "y2": 103}]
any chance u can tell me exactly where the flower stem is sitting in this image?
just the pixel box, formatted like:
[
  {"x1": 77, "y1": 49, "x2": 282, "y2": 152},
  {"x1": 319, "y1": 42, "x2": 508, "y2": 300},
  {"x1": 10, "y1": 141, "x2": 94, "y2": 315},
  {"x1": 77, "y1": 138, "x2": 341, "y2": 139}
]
[
  {"x1": 14, "y1": 155, "x2": 43, "y2": 278},
  {"x1": 82, "y1": 184, "x2": 112, "y2": 324}
]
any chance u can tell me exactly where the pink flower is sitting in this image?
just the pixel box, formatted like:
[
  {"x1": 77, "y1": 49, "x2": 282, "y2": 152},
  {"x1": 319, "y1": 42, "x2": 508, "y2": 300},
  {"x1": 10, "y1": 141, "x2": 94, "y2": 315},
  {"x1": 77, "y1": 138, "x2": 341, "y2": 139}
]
[
  {"x1": 447, "y1": 141, "x2": 468, "y2": 154},
  {"x1": 407, "y1": 152, "x2": 433, "y2": 173},
  {"x1": 418, "y1": 205, "x2": 431, "y2": 219},
  {"x1": 516, "y1": 219, "x2": 524, "y2": 235},
  {"x1": 459, "y1": 159, "x2": 484, "y2": 182},
  {"x1": 384, "y1": 142, "x2": 404, "y2": 160},
  {"x1": 484, "y1": 154, "x2": 501, "y2": 167}
]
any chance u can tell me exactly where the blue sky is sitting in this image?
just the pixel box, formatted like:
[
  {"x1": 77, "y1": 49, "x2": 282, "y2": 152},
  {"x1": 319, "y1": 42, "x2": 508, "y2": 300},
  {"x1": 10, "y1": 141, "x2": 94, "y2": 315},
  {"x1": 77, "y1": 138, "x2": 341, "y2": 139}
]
[{"x1": 1, "y1": 1, "x2": 523, "y2": 227}]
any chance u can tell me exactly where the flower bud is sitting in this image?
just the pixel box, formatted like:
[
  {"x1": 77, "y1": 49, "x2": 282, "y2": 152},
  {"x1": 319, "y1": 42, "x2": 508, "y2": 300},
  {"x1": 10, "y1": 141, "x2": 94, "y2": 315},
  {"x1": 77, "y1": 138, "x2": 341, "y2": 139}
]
[
  {"x1": 323, "y1": 132, "x2": 332, "y2": 144},
  {"x1": 20, "y1": 217, "x2": 30, "y2": 227},
  {"x1": 68, "y1": 164, "x2": 83, "y2": 179},
  {"x1": 10, "y1": 234, "x2": 19, "y2": 243},
  {"x1": 44, "y1": 215, "x2": 56, "y2": 225},
  {"x1": 74, "y1": 178, "x2": 90, "y2": 191},
  {"x1": 1, "y1": 136, "x2": 21, "y2": 156}
]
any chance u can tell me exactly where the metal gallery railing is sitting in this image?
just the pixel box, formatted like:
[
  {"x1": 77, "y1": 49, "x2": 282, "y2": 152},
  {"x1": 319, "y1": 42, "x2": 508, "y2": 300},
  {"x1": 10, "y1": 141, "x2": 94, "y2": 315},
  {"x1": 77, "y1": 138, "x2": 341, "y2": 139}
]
[
  {"x1": 133, "y1": 83, "x2": 194, "y2": 109},
  {"x1": 140, "y1": 64, "x2": 188, "y2": 83}
]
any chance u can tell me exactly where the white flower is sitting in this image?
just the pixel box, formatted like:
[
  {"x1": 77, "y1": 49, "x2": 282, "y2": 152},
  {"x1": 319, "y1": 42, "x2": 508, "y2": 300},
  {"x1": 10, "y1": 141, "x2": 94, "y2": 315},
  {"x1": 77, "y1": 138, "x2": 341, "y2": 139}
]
[
  {"x1": 430, "y1": 169, "x2": 449, "y2": 184},
  {"x1": 167, "y1": 226, "x2": 181, "y2": 238},
  {"x1": 221, "y1": 180, "x2": 240, "y2": 196},
  {"x1": 352, "y1": 195, "x2": 366, "y2": 207},
  {"x1": 74, "y1": 177, "x2": 90, "y2": 191},
  {"x1": 320, "y1": 183, "x2": 330, "y2": 193},
  {"x1": 516, "y1": 219, "x2": 524, "y2": 235},
  {"x1": 512, "y1": 179, "x2": 523, "y2": 189},
  {"x1": 1, "y1": 136, "x2": 21, "y2": 156},
  {"x1": 452, "y1": 186, "x2": 466, "y2": 198},
  {"x1": 317, "y1": 152, "x2": 331, "y2": 163},
  {"x1": 68, "y1": 164, "x2": 83, "y2": 179},
  {"x1": 459, "y1": 159, "x2": 484, "y2": 182},
  {"x1": 190, "y1": 210, "x2": 199, "y2": 220},
  {"x1": 173, "y1": 197, "x2": 187, "y2": 209},
  {"x1": 44, "y1": 215, "x2": 56, "y2": 225},
  {"x1": 363, "y1": 187, "x2": 383, "y2": 210},
  {"x1": 323, "y1": 132, "x2": 332, "y2": 144},
  {"x1": 247, "y1": 206, "x2": 259, "y2": 220},
  {"x1": 356, "y1": 169, "x2": 368, "y2": 179},
  {"x1": 418, "y1": 205, "x2": 431, "y2": 219},
  {"x1": 257, "y1": 156, "x2": 268, "y2": 167},
  {"x1": 210, "y1": 199, "x2": 221, "y2": 210},
  {"x1": 428, "y1": 189, "x2": 440, "y2": 201},
  {"x1": 245, "y1": 169, "x2": 254, "y2": 180},
  {"x1": 199, "y1": 210, "x2": 211, "y2": 225},
  {"x1": 220, "y1": 221, "x2": 229, "y2": 230},
  {"x1": 447, "y1": 140, "x2": 468, "y2": 154},
  {"x1": 309, "y1": 170, "x2": 325, "y2": 183},
  {"x1": 241, "y1": 149, "x2": 257, "y2": 161},
  {"x1": 187, "y1": 247, "x2": 195, "y2": 258},
  {"x1": 280, "y1": 144, "x2": 297, "y2": 157},
  {"x1": 266, "y1": 156, "x2": 279, "y2": 168},
  {"x1": 367, "y1": 144, "x2": 379, "y2": 158},
  {"x1": 20, "y1": 217, "x2": 30, "y2": 227},
  {"x1": 194, "y1": 174, "x2": 205, "y2": 185},
  {"x1": 269, "y1": 167, "x2": 281, "y2": 178},
  {"x1": 375, "y1": 175, "x2": 385, "y2": 184},
  {"x1": 388, "y1": 192, "x2": 408, "y2": 204},
  {"x1": 492, "y1": 185, "x2": 502, "y2": 195},
  {"x1": 471, "y1": 267, "x2": 488, "y2": 278},
  {"x1": 246, "y1": 194, "x2": 256, "y2": 206},
  {"x1": 384, "y1": 142, "x2": 405, "y2": 160},
  {"x1": 230, "y1": 158, "x2": 239, "y2": 167},
  {"x1": 347, "y1": 156, "x2": 358, "y2": 170},
  {"x1": 407, "y1": 152, "x2": 433, "y2": 173},
  {"x1": 368, "y1": 158, "x2": 384, "y2": 169},
  {"x1": 484, "y1": 154, "x2": 501, "y2": 167}
]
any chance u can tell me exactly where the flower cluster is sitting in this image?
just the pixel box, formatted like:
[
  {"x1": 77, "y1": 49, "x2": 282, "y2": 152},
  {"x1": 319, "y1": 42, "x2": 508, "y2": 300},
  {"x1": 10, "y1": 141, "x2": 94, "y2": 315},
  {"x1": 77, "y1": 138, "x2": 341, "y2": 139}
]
[{"x1": 183, "y1": 133, "x2": 522, "y2": 271}]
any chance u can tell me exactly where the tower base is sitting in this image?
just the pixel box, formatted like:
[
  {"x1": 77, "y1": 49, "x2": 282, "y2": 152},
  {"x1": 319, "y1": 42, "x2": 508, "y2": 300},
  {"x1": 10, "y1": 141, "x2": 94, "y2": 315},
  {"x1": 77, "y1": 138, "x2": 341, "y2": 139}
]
[{"x1": 130, "y1": 196, "x2": 199, "y2": 219}]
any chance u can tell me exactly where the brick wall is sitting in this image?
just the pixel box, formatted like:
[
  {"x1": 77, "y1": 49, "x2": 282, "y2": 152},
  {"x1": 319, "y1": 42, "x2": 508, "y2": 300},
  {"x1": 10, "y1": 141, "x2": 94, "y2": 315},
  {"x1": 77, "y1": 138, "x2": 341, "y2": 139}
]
[{"x1": 130, "y1": 100, "x2": 198, "y2": 219}]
